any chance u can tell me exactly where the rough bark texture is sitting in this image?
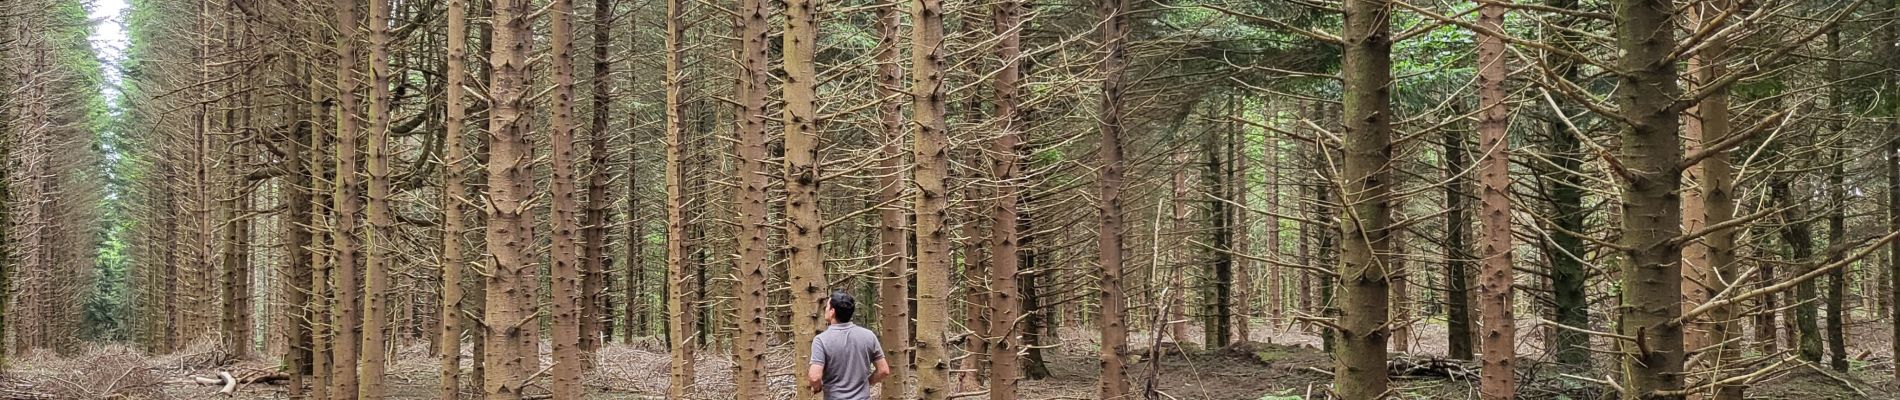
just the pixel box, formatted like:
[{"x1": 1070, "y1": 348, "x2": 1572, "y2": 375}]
[
  {"x1": 1443, "y1": 128, "x2": 1473, "y2": 361},
  {"x1": 439, "y1": 0, "x2": 470, "y2": 395},
  {"x1": 732, "y1": 0, "x2": 771, "y2": 391},
  {"x1": 360, "y1": 0, "x2": 395, "y2": 394},
  {"x1": 1776, "y1": 179, "x2": 1823, "y2": 363},
  {"x1": 873, "y1": 0, "x2": 911, "y2": 395},
  {"x1": 1611, "y1": 0, "x2": 1687, "y2": 394},
  {"x1": 783, "y1": 0, "x2": 826, "y2": 395},
  {"x1": 549, "y1": 0, "x2": 585, "y2": 395},
  {"x1": 329, "y1": 0, "x2": 363, "y2": 395},
  {"x1": 1689, "y1": 3, "x2": 1740, "y2": 396},
  {"x1": 482, "y1": 0, "x2": 540, "y2": 396},
  {"x1": 662, "y1": 0, "x2": 697, "y2": 394},
  {"x1": 912, "y1": 0, "x2": 952, "y2": 394},
  {"x1": 1334, "y1": 0, "x2": 1395, "y2": 396},
  {"x1": 1474, "y1": 3, "x2": 1514, "y2": 396},
  {"x1": 1540, "y1": 0, "x2": 1592, "y2": 371},
  {"x1": 582, "y1": 0, "x2": 616, "y2": 354},
  {"x1": 987, "y1": 0, "x2": 1025, "y2": 394},
  {"x1": 1095, "y1": 0, "x2": 1133, "y2": 395}
]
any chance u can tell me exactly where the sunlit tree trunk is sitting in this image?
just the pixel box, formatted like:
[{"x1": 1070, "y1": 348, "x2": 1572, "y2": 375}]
[
  {"x1": 1095, "y1": 0, "x2": 1132, "y2": 395},
  {"x1": 482, "y1": 0, "x2": 540, "y2": 395}
]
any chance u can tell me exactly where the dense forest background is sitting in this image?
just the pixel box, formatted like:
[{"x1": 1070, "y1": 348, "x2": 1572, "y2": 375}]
[{"x1": 1, "y1": 0, "x2": 1899, "y2": 398}]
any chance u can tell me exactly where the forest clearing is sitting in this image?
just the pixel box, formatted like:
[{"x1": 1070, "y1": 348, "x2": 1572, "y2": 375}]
[{"x1": 6, "y1": 0, "x2": 1900, "y2": 397}]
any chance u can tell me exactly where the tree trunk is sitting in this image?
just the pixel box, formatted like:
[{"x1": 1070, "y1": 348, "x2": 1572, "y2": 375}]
[
  {"x1": 1443, "y1": 128, "x2": 1473, "y2": 361},
  {"x1": 1611, "y1": 0, "x2": 1688, "y2": 393},
  {"x1": 731, "y1": 0, "x2": 771, "y2": 391},
  {"x1": 874, "y1": 0, "x2": 911, "y2": 394},
  {"x1": 439, "y1": 0, "x2": 470, "y2": 395},
  {"x1": 1474, "y1": 2, "x2": 1515, "y2": 396},
  {"x1": 1823, "y1": 32, "x2": 1849, "y2": 374},
  {"x1": 482, "y1": 0, "x2": 540, "y2": 395},
  {"x1": 661, "y1": 0, "x2": 696, "y2": 394},
  {"x1": 1095, "y1": 0, "x2": 1132, "y2": 395},
  {"x1": 1688, "y1": 2, "x2": 1741, "y2": 396},
  {"x1": 1333, "y1": 0, "x2": 1395, "y2": 395},
  {"x1": 582, "y1": 0, "x2": 617, "y2": 354},
  {"x1": 912, "y1": 0, "x2": 952, "y2": 394},
  {"x1": 329, "y1": 0, "x2": 363, "y2": 395},
  {"x1": 549, "y1": 0, "x2": 585, "y2": 394},
  {"x1": 784, "y1": 0, "x2": 826, "y2": 395},
  {"x1": 1540, "y1": 0, "x2": 1592, "y2": 371},
  {"x1": 986, "y1": 0, "x2": 1024, "y2": 393},
  {"x1": 360, "y1": 0, "x2": 396, "y2": 394}
]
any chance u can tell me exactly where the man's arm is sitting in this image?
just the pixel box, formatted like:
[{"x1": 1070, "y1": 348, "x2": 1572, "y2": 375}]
[
  {"x1": 808, "y1": 364, "x2": 825, "y2": 394},
  {"x1": 869, "y1": 357, "x2": 892, "y2": 385}
]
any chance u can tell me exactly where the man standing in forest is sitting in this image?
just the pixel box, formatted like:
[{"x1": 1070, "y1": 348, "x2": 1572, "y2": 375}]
[{"x1": 809, "y1": 291, "x2": 891, "y2": 399}]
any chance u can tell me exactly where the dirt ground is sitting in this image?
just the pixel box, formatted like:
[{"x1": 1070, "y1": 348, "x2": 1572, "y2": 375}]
[{"x1": 4, "y1": 320, "x2": 1896, "y2": 399}]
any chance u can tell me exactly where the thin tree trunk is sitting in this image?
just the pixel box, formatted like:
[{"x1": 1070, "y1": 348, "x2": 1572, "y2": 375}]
[
  {"x1": 986, "y1": 0, "x2": 1024, "y2": 392},
  {"x1": 731, "y1": 0, "x2": 771, "y2": 390},
  {"x1": 1475, "y1": 2, "x2": 1515, "y2": 395},
  {"x1": 1540, "y1": 0, "x2": 1592, "y2": 371},
  {"x1": 329, "y1": 0, "x2": 364, "y2": 395},
  {"x1": 661, "y1": 0, "x2": 696, "y2": 393},
  {"x1": 1333, "y1": 0, "x2": 1395, "y2": 395},
  {"x1": 1095, "y1": 0, "x2": 1133, "y2": 395},
  {"x1": 1689, "y1": 1, "x2": 1741, "y2": 396},
  {"x1": 583, "y1": 0, "x2": 616, "y2": 355},
  {"x1": 1823, "y1": 32, "x2": 1849, "y2": 374},
  {"x1": 1443, "y1": 128, "x2": 1473, "y2": 361},
  {"x1": 439, "y1": 0, "x2": 470, "y2": 395},
  {"x1": 360, "y1": 0, "x2": 396, "y2": 394},
  {"x1": 874, "y1": 0, "x2": 911, "y2": 394},
  {"x1": 912, "y1": 0, "x2": 952, "y2": 394}
]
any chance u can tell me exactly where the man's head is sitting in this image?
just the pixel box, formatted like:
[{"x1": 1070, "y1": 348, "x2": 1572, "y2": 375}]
[{"x1": 824, "y1": 291, "x2": 856, "y2": 325}]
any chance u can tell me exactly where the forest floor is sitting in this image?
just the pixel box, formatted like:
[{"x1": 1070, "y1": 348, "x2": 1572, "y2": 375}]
[{"x1": 3, "y1": 319, "x2": 1896, "y2": 399}]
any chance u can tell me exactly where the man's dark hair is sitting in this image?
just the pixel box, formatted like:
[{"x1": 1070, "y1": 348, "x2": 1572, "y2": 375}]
[{"x1": 827, "y1": 291, "x2": 857, "y2": 323}]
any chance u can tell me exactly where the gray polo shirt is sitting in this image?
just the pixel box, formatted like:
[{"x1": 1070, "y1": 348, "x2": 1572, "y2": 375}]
[{"x1": 810, "y1": 322, "x2": 885, "y2": 400}]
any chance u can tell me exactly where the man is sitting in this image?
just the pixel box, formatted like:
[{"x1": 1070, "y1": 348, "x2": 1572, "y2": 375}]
[{"x1": 809, "y1": 291, "x2": 892, "y2": 399}]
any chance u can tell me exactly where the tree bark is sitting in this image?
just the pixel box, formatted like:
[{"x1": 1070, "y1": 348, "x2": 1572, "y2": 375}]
[
  {"x1": 661, "y1": 0, "x2": 696, "y2": 394},
  {"x1": 582, "y1": 0, "x2": 617, "y2": 354},
  {"x1": 732, "y1": 0, "x2": 772, "y2": 391},
  {"x1": 784, "y1": 0, "x2": 827, "y2": 395},
  {"x1": 874, "y1": 0, "x2": 911, "y2": 395},
  {"x1": 912, "y1": 0, "x2": 952, "y2": 394},
  {"x1": 329, "y1": 0, "x2": 364, "y2": 395},
  {"x1": 549, "y1": 0, "x2": 585, "y2": 394},
  {"x1": 1611, "y1": 0, "x2": 1688, "y2": 393},
  {"x1": 986, "y1": 0, "x2": 1024, "y2": 393},
  {"x1": 482, "y1": 0, "x2": 540, "y2": 395},
  {"x1": 1443, "y1": 128, "x2": 1473, "y2": 361},
  {"x1": 1334, "y1": 0, "x2": 1395, "y2": 396},
  {"x1": 1475, "y1": 2, "x2": 1515, "y2": 396},
  {"x1": 1095, "y1": 0, "x2": 1133, "y2": 395},
  {"x1": 360, "y1": 0, "x2": 396, "y2": 394},
  {"x1": 439, "y1": 0, "x2": 470, "y2": 395}
]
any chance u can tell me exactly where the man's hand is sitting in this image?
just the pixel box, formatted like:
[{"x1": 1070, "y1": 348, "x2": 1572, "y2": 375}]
[
  {"x1": 870, "y1": 358, "x2": 891, "y2": 385},
  {"x1": 807, "y1": 364, "x2": 825, "y2": 395}
]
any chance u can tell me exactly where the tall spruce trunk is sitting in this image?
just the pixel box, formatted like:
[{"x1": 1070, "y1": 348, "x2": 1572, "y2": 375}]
[
  {"x1": 1334, "y1": 0, "x2": 1395, "y2": 396},
  {"x1": 986, "y1": 0, "x2": 1025, "y2": 395},
  {"x1": 1442, "y1": 128, "x2": 1473, "y2": 361},
  {"x1": 1474, "y1": 2, "x2": 1515, "y2": 396},
  {"x1": 784, "y1": 0, "x2": 827, "y2": 395},
  {"x1": 582, "y1": 0, "x2": 616, "y2": 353},
  {"x1": 874, "y1": 0, "x2": 912, "y2": 395},
  {"x1": 1611, "y1": 0, "x2": 1687, "y2": 394},
  {"x1": 731, "y1": 0, "x2": 772, "y2": 390},
  {"x1": 1688, "y1": 2, "x2": 1741, "y2": 395},
  {"x1": 1774, "y1": 180, "x2": 1823, "y2": 363},
  {"x1": 360, "y1": 0, "x2": 396, "y2": 394},
  {"x1": 482, "y1": 0, "x2": 540, "y2": 396},
  {"x1": 1095, "y1": 0, "x2": 1133, "y2": 395},
  {"x1": 1540, "y1": 0, "x2": 1592, "y2": 371},
  {"x1": 438, "y1": 0, "x2": 470, "y2": 395},
  {"x1": 549, "y1": 0, "x2": 585, "y2": 394},
  {"x1": 912, "y1": 0, "x2": 953, "y2": 394},
  {"x1": 1823, "y1": 32, "x2": 1849, "y2": 374},
  {"x1": 329, "y1": 0, "x2": 364, "y2": 395},
  {"x1": 661, "y1": 0, "x2": 697, "y2": 394}
]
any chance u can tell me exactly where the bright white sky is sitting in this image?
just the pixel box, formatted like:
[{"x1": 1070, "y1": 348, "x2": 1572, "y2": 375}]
[{"x1": 90, "y1": 0, "x2": 129, "y2": 97}]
